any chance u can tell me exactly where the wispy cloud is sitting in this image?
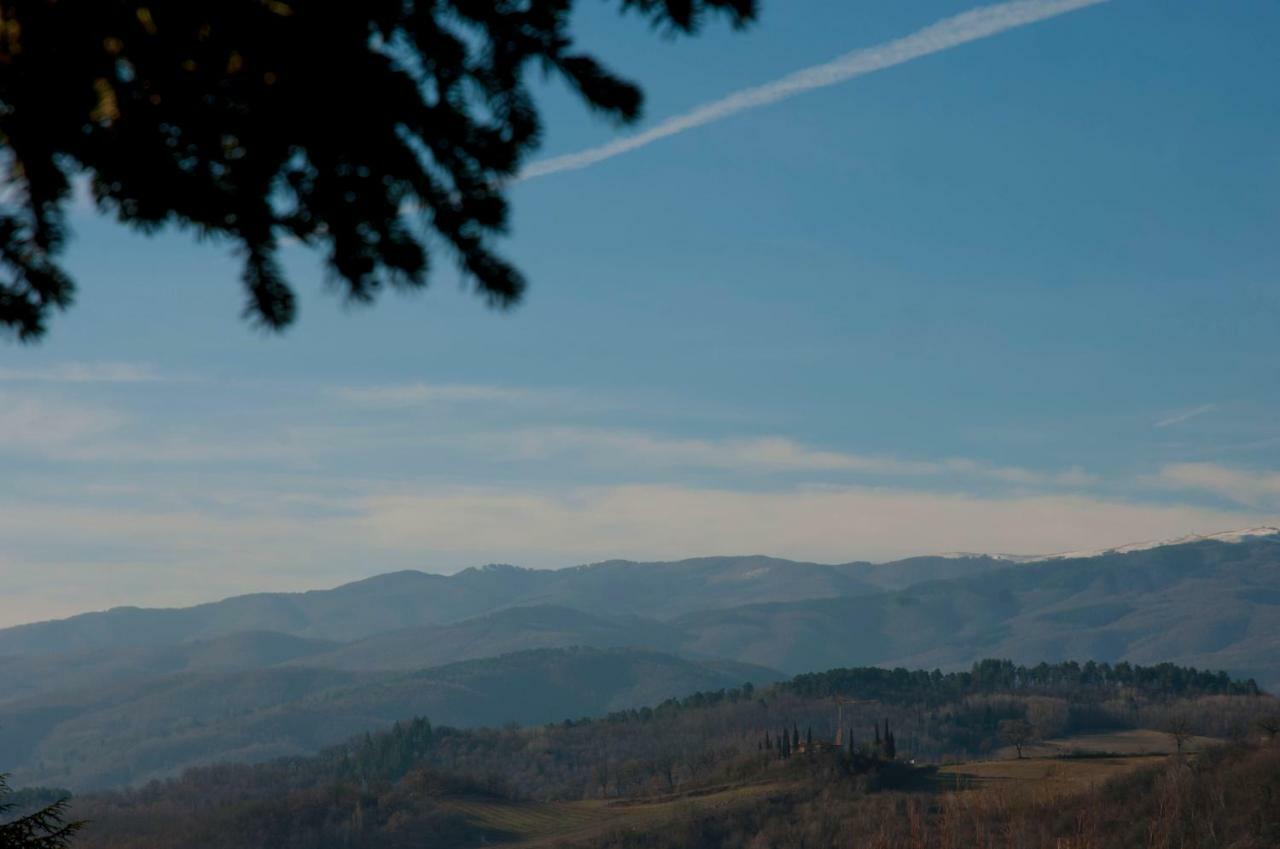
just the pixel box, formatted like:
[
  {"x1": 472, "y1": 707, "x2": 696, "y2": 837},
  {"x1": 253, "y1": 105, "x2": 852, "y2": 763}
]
[
  {"x1": 519, "y1": 0, "x2": 1108, "y2": 181},
  {"x1": 1153, "y1": 462, "x2": 1280, "y2": 508},
  {"x1": 331, "y1": 383, "x2": 537, "y2": 406},
  {"x1": 467, "y1": 427, "x2": 1097, "y2": 487},
  {"x1": 0, "y1": 361, "x2": 165, "y2": 383},
  {"x1": 1154, "y1": 403, "x2": 1215, "y2": 428},
  {"x1": 0, "y1": 394, "x2": 125, "y2": 451},
  {"x1": 356, "y1": 483, "x2": 1266, "y2": 566},
  {"x1": 0, "y1": 387, "x2": 318, "y2": 465}
]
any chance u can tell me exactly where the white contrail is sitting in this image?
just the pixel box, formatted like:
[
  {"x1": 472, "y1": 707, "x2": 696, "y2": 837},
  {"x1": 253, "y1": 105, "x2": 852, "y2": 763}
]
[
  {"x1": 519, "y1": 0, "x2": 1109, "y2": 181},
  {"x1": 1154, "y1": 404, "x2": 1216, "y2": 428}
]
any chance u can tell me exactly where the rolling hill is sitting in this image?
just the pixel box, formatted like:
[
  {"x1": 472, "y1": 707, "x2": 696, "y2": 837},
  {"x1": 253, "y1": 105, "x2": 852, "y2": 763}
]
[
  {"x1": 0, "y1": 647, "x2": 779, "y2": 791},
  {"x1": 289, "y1": 605, "x2": 684, "y2": 671},
  {"x1": 0, "y1": 630, "x2": 339, "y2": 706}
]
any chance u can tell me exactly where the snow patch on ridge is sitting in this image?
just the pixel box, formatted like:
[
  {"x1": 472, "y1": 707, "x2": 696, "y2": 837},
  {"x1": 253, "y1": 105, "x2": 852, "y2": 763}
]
[{"x1": 936, "y1": 526, "x2": 1280, "y2": 564}]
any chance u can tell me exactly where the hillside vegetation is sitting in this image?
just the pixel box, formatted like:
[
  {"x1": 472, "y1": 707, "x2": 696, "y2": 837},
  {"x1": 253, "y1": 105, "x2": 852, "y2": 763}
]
[
  {"x1": 1, "y1": 648, "x2": 777, "y2": 791},
  {"x1": 63, "y1": 659, "x2": 1280, "y2": 849}
]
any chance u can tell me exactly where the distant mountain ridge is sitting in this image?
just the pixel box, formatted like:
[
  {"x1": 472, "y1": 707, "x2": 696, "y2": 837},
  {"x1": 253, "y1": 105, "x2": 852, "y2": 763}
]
[
  {"x1": 6, "y1": 527, "x2": 1276, "y2": 658},
  {"x1": 3, "y1": 528, "x2": 1279, "y2": 793},
  {"x1": 940, "y1": 525, "x2": 1280, "y2": 563},
  {"x1": 0, "y1": 553, "x2": 1021, "y2": 657},
  {"x1": 670, "y1": 534, "x2": 1280, "y2": 687}
]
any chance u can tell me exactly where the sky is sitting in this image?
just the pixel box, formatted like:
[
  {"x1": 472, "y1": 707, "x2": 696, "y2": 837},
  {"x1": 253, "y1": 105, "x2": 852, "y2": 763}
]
[{"x1": 2, "y1": 0, "x2": 1279, "y2": 626}]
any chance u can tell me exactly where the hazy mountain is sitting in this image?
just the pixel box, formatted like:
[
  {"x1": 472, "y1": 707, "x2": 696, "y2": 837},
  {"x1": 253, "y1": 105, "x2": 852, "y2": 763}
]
[
  {"x1": 0, "y1": 553, "x2": 1041, "y2": 659},
  {"x1": 0, "y1": 664, "x2": 367, "y2": 789},
  {"x1": 0, "y1": 630, "x2": 339, "y2": 706},
  {"x1": 284, "y1": 534, "x2": 1280, "y2": 688},
  {"x1": 0, "y1": 647, "x2": 779, "y2": 791},
  {"x1": 291, "y1": 604, "x2": 683, "y2": 671},
  {"x1": 5, "y1": 530, "x2": 1278, "y2": 792},
  {"x1": 671, "y1": 536, "x2": 1280, "y2": 688},
  {"x1": 851, "y1": 555, "x2": 1025, "y2": 590},
  {"x1": 0, "y1": 556, "x2": 869, "y2": 655}
]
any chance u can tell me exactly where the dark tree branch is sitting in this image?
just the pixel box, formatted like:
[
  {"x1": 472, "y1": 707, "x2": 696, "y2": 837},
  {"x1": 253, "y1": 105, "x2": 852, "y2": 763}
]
[{"x1": 0, "y1": 0, "x2": 757, "y2": 340}]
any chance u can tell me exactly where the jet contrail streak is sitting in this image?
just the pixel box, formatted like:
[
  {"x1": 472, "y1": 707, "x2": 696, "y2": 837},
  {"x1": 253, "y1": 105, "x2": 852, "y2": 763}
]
[{"x1": 518, "y1": 0, "x2": 1108, "y2": 181}]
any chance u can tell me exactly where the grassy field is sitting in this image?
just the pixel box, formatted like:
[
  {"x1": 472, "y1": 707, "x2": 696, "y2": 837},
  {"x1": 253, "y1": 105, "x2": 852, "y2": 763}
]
[
  {"x1": 938, "y1": 728, "x2": 1222, "y2": 795},
  {"x1": 936, "y1": 753, "x2": 1160, "y2": 794},
  {"x1": 1000, "y1": 727, "x2": 1220, "y2": 759},
  {"x1": 442, "y1": 781, "x2": 787, "y2": 848},
  {"x1": 444, "y1": 730, "x2": 1220, "y2": 846}
]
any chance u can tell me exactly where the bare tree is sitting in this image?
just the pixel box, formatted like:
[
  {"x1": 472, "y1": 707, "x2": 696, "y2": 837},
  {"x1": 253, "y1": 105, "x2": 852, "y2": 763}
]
[
  {"x1": 1165, "y1": 715, "x2": 1195, "y2": 757},
  {"x1": 651, "y1": 754, "x2": 677, "y2": 793},
  {"x1": 998, "y1": 719, "x2": 1037, "y2": 759},
  {"x1": 592, "y1": 760, "x2": 610, "y2": 799},
  {"x1": 1256, "y1": 715, "x2": 1280, "y2": 743}
]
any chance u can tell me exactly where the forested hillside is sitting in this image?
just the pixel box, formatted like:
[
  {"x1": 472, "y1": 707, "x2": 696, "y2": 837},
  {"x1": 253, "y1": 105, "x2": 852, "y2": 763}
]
[
  {"x1": 1, "y1": 648, "x2": 777, "y2": 791},
  {"x1": 64, "y1": 659, "x2": 1279, "y2": 849}
]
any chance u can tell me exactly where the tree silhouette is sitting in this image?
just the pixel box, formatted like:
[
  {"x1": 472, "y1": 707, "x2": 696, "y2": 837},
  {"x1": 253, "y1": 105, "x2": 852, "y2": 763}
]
[
  {"x1": 0, "y1": 774, "x2": 82, "y2": 849},
  {"x1": 997, "y1": 718, "x2": 1036, "y2": 759},
  {"x1": 1165, "y1": 714, "x2": 1195, "y2": 758},
  {"x1": 1257, "y1": 715, "x2": 1280, "y2": 743},
  {"x1": 0, "y1": 0, "x2": 756, "y2": 341}
]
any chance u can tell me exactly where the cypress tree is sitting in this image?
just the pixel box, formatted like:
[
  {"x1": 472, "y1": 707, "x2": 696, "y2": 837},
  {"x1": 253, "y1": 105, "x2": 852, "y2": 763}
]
[
  {"x1": 792, "y1": 724, "x2": 800, "y2": 750},
  {"x1": 805, "y1": 726, "x2": 813, "y2": 749}
]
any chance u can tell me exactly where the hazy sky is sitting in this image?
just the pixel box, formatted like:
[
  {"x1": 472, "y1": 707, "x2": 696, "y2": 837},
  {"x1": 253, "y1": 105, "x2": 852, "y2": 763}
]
[{"x1": 2, "y1": 0, "x2": 1279, "y2": 626}]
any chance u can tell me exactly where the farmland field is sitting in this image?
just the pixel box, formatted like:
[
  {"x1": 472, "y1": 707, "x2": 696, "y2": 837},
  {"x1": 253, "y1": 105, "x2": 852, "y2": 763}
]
[
  {"x1": 441, "y1": 781, "x2": 790, "y2": 847},
  {"x1": 938, "y1": 728, "x2": 1222, "y2": 794}
]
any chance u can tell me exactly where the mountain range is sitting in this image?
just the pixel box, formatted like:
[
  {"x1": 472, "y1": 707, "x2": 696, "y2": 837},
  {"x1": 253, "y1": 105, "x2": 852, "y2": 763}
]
[
  {"x1": 1, "y1": 528, "x2": 1277, "y2": 791},
  {"x1": 0, "y1": 553, "x2": 1025, "y2": 657}
]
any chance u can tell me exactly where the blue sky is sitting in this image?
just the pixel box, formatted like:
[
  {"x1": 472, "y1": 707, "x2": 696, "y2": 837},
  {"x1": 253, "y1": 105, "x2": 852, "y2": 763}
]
[{"x1": 2, "y1": 0, "x2": 1279, "y2": 625}]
